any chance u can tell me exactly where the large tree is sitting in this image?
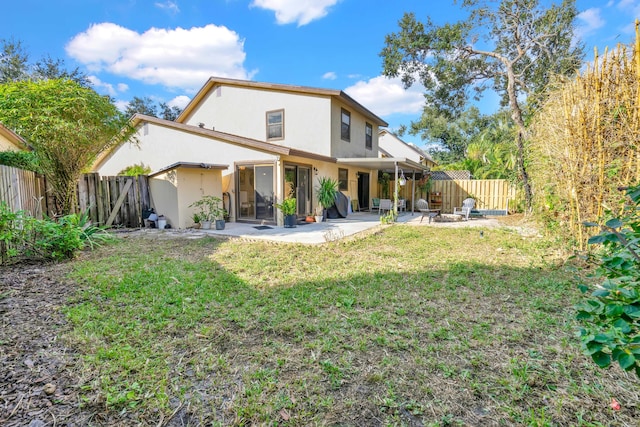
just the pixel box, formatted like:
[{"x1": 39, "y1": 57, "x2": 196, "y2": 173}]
[
  {"x1": 0, "y1": 39, "x2": 90, "y2": 86},
  {"x1": 380, "y1": 0, "x2": 584, "y2": 209},
  {"x1": 124, "y1": 96, "x2": 182, "y2": 121},
  {"x1": 0, "y1": 79, "x2": 132, "y2": 214}
]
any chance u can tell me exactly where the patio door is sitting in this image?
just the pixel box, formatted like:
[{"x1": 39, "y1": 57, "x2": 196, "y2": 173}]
[
  {"x1": 358, "y1": 172, "x2": 370, "y2": 210},
  {"x1": 284, "y1": 164, "x2": 311, "y2": 216},
  {"x1": 237, "y1": 164, "x2": 275, "y2": 222}
]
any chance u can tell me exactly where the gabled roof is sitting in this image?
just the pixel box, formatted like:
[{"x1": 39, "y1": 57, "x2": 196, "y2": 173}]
[
  {"x1": 176, "y1": 77, "x2": 388, "y2": 127},
  {"x1": 379, "y1": 129, "x2": 436, "y2": 165},
  {"x1": 0, "y1": 122, "x2": 30, "y2": 151},
  {"x1": 92, "y1": 114, "x2": 336, "y2": 170}
]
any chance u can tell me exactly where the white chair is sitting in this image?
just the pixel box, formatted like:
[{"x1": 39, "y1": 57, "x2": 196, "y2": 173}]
[
  {"x1": 453, "y1": 198, "x2": 475, "y2": 221},
  {"x1": 378, "y1": 199, "x2": 393, "y2": 214},
  {"x1": 240, "y1": 191, "x2": 253, "y2": 216}
]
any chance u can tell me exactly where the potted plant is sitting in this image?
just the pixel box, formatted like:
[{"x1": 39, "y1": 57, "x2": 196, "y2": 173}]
[
  {"x1": 314, "y1": 205, "x2": 324, "y2": 223},
  {"x1": 305, "y1": 213, "x2": 315, "y2": 223},
  {"x1": 192, "y1": 212, "x2": 201, "y2": 229},
  {"x1": 316, "y1": 176, "x2": 338, "y2": 221},
  {"x1": 275, "y1": 197, "x2": 297, "y2": 228},
  {"x1": 189, "y1": 195, "x2": 227, "y2": 230}
]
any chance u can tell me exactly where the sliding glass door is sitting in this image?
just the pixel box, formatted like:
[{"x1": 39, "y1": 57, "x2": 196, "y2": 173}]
[
  {"x1": 284, "y1": 164, "x2": 312, "y2": 216},
  {"x1": 237, "y1": 164, "x2": 274, "y2": 221}
]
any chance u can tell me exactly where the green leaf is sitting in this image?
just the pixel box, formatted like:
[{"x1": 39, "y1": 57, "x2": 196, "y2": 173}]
[
  {"x1": 623, "y1": 305, "x2": 640, "y2": 318},
  {"x1": 593, "y1": 333, "x2": 611, "y2": 343},
  {"x1": 583, "y1": 221, "x2": 599, "y2": 227},
  {"x1": 591, "y1": 351, "x2": 611, "y2": 368},
  {"x1": 606, "y1": 304, "x2": 624, "y2": 317},
  {"x1": 586, "y1": 341, "x2": 603, "y2": 355},
  {"x1": 614, "y1": 318, "x2": 632, "y2": 334},
  {"x1": 618, "y1": 352, "x2": 636, "y2": 370},
  {"x1": 588, "y1": 235, "x2": 607, "y2": 245},
  {"x1": 605, "y1": 218, "x2": 623, "y2": 229}
]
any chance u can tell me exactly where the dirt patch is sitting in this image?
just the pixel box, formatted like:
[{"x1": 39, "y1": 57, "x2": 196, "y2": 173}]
[{"x1": 0, "y1": 261, "x2": 120, "y2": 426}]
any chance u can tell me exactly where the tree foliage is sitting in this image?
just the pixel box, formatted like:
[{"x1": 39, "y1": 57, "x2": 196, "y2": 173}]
[
  {"x1": 380, "y1": 0, "x2": 584, "y2": 208},
  {"x1": 0, "y1": 79, "x2": 132, "y2": 214},
  {"x1": 124, "y1": 96, "x2": 182, "y2": 121},
  {"x1": 0, "y1": 38, "x2": 90, "y2": 86}
]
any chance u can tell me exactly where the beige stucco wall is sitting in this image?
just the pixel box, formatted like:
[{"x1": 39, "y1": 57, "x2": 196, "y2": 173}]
[
  {"x1": 0, "y1": 133, "x2": 22, "y2": 151},
  {"x1": 149, "y1": 167, "x2": 222, "y2": 229},
  {"x1": 330, "y1": 100, "x2": 379, "y2": 159},
  {"x1": 184, "y1": 85, "x2": 333, "y2": 156}
]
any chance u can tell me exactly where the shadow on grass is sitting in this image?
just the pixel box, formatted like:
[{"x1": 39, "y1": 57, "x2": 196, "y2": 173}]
[{"x1": 63, "y1": 230, "x2": 638, "y2": 426}]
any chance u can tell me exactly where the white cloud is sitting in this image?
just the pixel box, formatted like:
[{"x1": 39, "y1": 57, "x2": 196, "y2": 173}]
[
  {"x1": 343, "y1": 76, "x2": 425, "y2": 117},
  {"x1": 576, "y1": 8, "x2": 605, "y2": 39},
  {"x1": 155, "y1": 1, "x2": 179, "y2": 14},
  {"x1": 322, "y1": 71, "x2": 337, "y2": 80},
  {"x1": 66, "y1": 23, "x2": 254, "y2": 92},
  {"x1": 168, "y1": 95, "x2": 191, "y2": 109},
  {"x1": 87, "y1": 75, "x2": 128, "y2": 96},
  {"x1": 250, "y1": 0, "x2": 339, "y2": 26}
]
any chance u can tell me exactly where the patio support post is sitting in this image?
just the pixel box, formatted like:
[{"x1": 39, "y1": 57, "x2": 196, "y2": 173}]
[
  {"x1": 411, "y1": 170, "x2": 416, "y2": 215},
  {"x1": 394, "y1": 162, "x2": 399, "y2": 215}
]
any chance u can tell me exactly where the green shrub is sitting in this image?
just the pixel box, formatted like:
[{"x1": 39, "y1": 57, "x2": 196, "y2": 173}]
[
  {"x1": 0, "y1": 202, "x2": 112, "y2": 264},
  {"x1": 576, "y1": 184, "x2": 640, "y2": 377},
  {"x1": 0, "y1": 150, "x2": 41, "y2": 172}
]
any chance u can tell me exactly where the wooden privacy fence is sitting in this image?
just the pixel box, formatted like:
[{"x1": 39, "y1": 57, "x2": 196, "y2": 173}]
[
  {"x1": 78, "y1": 173, "x2": 151, "y2": 228},
  {"x1": 430, "y1": 179, "x2": 518, "y2": 214},
  {"x1": 0, "y1": 165, "x2": 47, "y2": 217},
  {"x1": 0, "y1": 167, "x2": 151, "y2": 228}
]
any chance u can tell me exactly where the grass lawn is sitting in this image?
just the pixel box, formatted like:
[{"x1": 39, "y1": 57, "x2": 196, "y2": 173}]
[{"x1": 64, "y1": 225, "x2": 639, "y2": 425}]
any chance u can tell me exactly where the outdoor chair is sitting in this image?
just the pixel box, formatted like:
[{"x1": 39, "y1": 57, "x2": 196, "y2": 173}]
[
  {"x1": 378, "y1": 198, "x2": 393, "y2": 214},
  {"x1": 398, "y1": 198, "x2": 406, "y2": 212},
  {"x1": 371, "y1": 198, "x2": 380, "y2": 212},
  {"x1": 453, "y1": 198, "x2": 475, "y2": 221},
  {"x1": 417, "y1": 198, "x2": 440, "y2": 223}
]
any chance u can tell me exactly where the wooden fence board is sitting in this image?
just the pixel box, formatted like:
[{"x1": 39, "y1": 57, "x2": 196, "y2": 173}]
[
  {"x1": 429, "y1": 179, "x2": 518, "y2": 214},
  {"x1": 0, "y1": 165, "x2": 47, "y2": 218}
]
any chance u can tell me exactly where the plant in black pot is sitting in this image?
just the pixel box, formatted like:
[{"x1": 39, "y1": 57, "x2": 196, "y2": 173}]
[
  {"x1": 189, "y1": 195, "x2": 227, "y2": 230},
  {"x1": 275, "y1": 197, "x2": 297, "y2": 228},
  {"x1": 316, "y1": 176, "x2": 338, "y2": 221}
]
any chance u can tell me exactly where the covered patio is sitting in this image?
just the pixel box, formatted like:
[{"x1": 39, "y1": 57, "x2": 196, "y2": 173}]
[{"x1": 336, "y1": 157, "x2": 429, "y2": 214}]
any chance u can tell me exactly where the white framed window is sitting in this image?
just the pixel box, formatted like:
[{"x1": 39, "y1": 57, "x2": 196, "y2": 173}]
[
  {"x1": 266, "y1": 109, "x2": 284, "y2": 140},
  {"x1": 341, "y1": 109, "x2": 351, "y2": 141}
]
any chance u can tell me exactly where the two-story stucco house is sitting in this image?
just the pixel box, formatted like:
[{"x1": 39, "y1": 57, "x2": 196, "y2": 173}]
[{"x1": 93, "y1": 77, "x2": 427, "y2": 227}]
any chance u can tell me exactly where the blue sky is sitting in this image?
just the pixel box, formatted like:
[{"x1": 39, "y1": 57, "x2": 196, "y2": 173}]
[{"x1": 3, "y1": 0, "x2": 638, "y2": 147}]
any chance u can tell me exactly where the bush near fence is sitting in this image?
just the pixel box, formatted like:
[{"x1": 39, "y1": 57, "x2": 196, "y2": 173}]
[{"x1": 0, "y1": 166, "x2": 151, "y2": 228}]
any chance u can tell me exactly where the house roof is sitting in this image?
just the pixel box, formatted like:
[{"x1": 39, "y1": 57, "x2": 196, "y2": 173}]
[
  {"x1": 176, "y1": 77, "x2": 389, "y2": 127},
  {"x1": 92, "y1": 114, "x2": 337, "y2": 170},
  {"x1": 0, "y1": 122, "x2": 30, "y2": 150},
  {"x1": 149, "y1": 161, "x2": 228, "y2": 178},
  {"x1": 378, "y1": 129, "x2": 436, "y2": 165}
]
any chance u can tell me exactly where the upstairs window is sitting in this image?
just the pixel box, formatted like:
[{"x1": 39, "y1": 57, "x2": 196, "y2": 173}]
[
  {"x1": 266, "y1": 109, "x2": 284, "y2": 140},
  {"x1": 341, "y1": 109, "x2": 351, "y2": 141},
  {"x1": 365, "y1": 122, "x2": 373, "y2": 150}
]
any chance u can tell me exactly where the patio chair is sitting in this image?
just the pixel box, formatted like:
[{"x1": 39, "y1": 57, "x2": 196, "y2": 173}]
[
  {"x1": 378, "y1": 198, "x2": 393, "y2": 214},
  {"x1": 371, "y1": 198, "x2": 380, "y2": 212},
  {"x1": 453, "y1": 198, "x2": 475, "y2": 221},
  {"x1": 398, "y1": 198, "x2": 406, "y2": 212},
  {"x1": 417, "y1": 198, "x2": 440, "y2": 223}
]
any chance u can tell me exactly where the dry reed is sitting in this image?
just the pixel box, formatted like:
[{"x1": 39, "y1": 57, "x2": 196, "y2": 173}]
[{"x1": 529, "y1": 21, "x2": 640, "y2": 249}]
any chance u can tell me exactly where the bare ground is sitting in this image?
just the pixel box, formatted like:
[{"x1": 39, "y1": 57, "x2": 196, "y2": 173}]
[{"x1": 0, "y1": 262, "x2": 87, "y2": 427}]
